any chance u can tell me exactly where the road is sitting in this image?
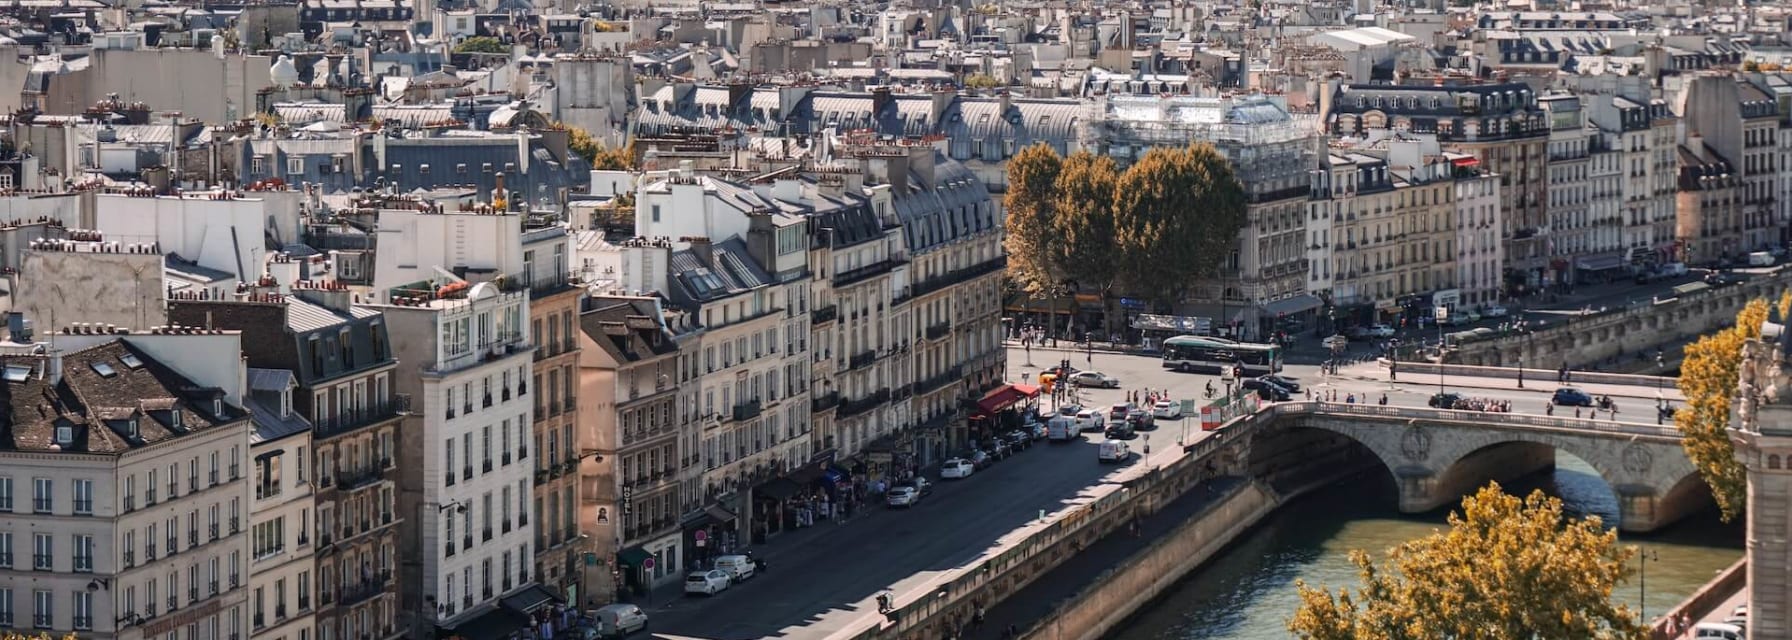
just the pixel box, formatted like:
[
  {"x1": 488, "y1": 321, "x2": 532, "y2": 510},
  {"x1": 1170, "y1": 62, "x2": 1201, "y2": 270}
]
[{"x1": 644, "y1": 346, "x2": 1682, "y2": 639}]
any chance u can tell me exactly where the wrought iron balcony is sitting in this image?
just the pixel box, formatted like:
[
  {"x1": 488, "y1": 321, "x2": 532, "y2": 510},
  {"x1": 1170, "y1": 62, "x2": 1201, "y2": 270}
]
[
  {"x1": 838, "y1": 389, "x2": 890, "y2": 418},
  {"x1": 914, "y1": 366, "x2": 964, "y2": 395},
  {"x1": 924, "y1": 321, "x2": 952, "y2": 341},
  {"x1": 731, "y1": 399, "x2": 762, "y2": 422},
  {"x1": 337, "y1": 571, "x2": 391, "y2": 607},
  {"x1": 832, "y1": 257, "x2": 906, "y2": 287},
  {"x1": 848, "y1": 350, "x2": 877, "y2": 371},
  {"x1": 810, "y1": 305, "x2": 838, "y2": 325},
  {"x1": 810, "y1": 391, "x2": 839, "y2": 413}
]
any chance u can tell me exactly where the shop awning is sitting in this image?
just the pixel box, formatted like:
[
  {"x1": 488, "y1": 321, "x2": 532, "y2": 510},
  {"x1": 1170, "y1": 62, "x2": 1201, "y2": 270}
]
[
  {"x1": 823, "y1": 466, "x2": 850, "y2": 484},
  {"x1": 755, "y1": 477, "x2": 802, "y2": 501},
  {"x1": 703, "y1": 504, "x2": 737, "y2": 524},
  {"x1": 977, "y1": 383, "x2": 1036, "y2": 415},
  {"x1": 617, "y1": 547, "x2": 652, "y2": 568},
  {"x1": 1261, "y1": 294, "x2": 1323, "y2": 316},
  {"x1": 500, "y1": 584, "x2": 564, "y2": 615},
  {"x1": 1577, "y1": 255, "x2": 1628, "y2": 272}
]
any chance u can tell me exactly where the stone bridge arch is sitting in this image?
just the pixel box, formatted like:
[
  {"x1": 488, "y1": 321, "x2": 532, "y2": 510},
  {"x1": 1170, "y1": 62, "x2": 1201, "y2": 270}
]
[{"x1": 1279, "y1": 411, "x2": 1708, "y2": 532}]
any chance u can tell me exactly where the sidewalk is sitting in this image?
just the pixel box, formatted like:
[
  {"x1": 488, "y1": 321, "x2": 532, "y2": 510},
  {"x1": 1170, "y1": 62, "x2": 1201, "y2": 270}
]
[{"x1": 958, "y1": 476, "x2": 1247, "y2": 640}]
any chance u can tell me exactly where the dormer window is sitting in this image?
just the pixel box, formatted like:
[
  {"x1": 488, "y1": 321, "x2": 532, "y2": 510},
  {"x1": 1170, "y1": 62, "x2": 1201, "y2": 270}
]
[
  {"x1": 54, "y1": 426, "x2": 72, "y2": 446},
  {"x1": 279, "y1": 387, "x2": 292, "y2": 418},
  {"x1": 127, "y1": 419, "x2": 139, "y2": 438},
  {"x1": 212, "y1": 399, "x2": 223, "y2": 417}
]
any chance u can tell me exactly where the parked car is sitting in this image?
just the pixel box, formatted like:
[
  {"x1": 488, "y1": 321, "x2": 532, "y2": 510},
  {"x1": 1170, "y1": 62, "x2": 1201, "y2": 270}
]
[
  {"x1": 1428, "y1": 392, "x2": 1466, "y2": 409},
  {"x1": 1257, "y1": 374, "x2": 1302, "y2": 392},
  {"x1": 1057, "y1": 404, "x2": 1084, "y2": 417},
  {"x1": 1097, "y1": 439, "x2": 1132, "y2": 463},
  {"x1": 1046, "y1": 416, "x2": 1078, "y2": 442},
  {"x1": 712, "y1": 555, "x2": 757, "y2": 582},
  {"x1": 1105, "y1": 420, "x2": 1135, "y2": 440},
  {"x1": 1552, "y1": 387, "x2": 1596, "y2": 407},
  {"x1": 1366, "y1": 324, "x2": 1397, "y2": 338},
  {"x1": 1002, "y1": 430, "x2": 1031, "y2": 451},
  {"x1": 684, "y1": 570, "x2": 731, "y2": 596},
  {"x1": 968, "y1": 450, "x2": 993, "y2": 469},
  {"x1": 1242, "y1": 378, "x2": 1291, "y2": 401},
  {"x1": 1070, "y1": 371, "x2": 1121, "y2": 388},
  {"x1": 589, "y1": 604, "x2": 649, "y2": 639},
  {"x1": 904, "y1": 477, "x2": 932, "y2": 496},
  {"x1": 1484, "y1": 305, "x2": 1509, "y2": 318},
  {"x1": 886, "y1": 486, "x2": 921, "y2": 508},
  {"x1": 940, "y1": 459, "x2": 975, "y2": 479},
  {"x1": 1152, "y1": 400, "x2": 1182, "y2": 419},
  {"x1": 982, "y1": 439, "x2": 1011, "y2": 460},
  {"x1": 1127, "y1": 409, "x2": 1156, "y2": 430},
  {"x1": 1027, "y1": 420, "x2": 1049, "y2": 441},
  {"x1": 1692, "y1": 622, "x2": 1745, "y2": 640}
]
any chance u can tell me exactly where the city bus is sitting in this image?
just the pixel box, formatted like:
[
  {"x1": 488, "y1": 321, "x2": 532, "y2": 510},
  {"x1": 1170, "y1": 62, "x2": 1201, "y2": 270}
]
[{"x1": 1160, "y1": 336, "x2": 1284, "y2": 375}]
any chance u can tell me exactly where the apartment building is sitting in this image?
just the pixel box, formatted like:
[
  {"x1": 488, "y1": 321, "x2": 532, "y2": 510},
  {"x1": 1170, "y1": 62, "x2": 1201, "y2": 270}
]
[
  {"x1": 803, "y1": 176, "x2": 900, "y2": 463},
  {"x1": 1541, "y1": 94, "x2": 1629, "y2": 283},
  {"x1": 1308, "y1": 147, "x2": 1457, "y2": 324},
  {"x1": 522, "y1": 252, "x2": 589, "y2": 603},
  {"x1": 576, "y1": 296, "x2": 684, "y2": 595},
  {"x1": 1451, "y1": 157, "x2": 1504, "y2": 307},
  {"x1": 1326, "y1": 80, "x2": 1551, "y2": 293},
  {"x1": 244, "y1": 372, "x2": 316, "y2": 640},
  {"x1": 1678, "y1": 74, "x2": 1784, "y2": 261},
  {"x1": 168, "y1": 284, "x2": 406, "y2": 640},
  {"x1": 0, "y1": 326, "x2": 254, "y2": 640}
]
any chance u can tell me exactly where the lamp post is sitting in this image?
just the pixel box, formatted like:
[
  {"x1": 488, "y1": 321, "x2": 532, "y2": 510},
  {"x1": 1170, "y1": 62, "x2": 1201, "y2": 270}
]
[
  {"x1": 415, "y1": 500, "x2": 469, "y2": 638},
  {"x1": 1517, "y1": 354, "x2": 1525, "y2": 389},
  {"x1": 1657, "y1": 354, "x2": 1667, "y2": 424},
  {"x1": 1434, "y1": 306, "x2": 1448, "y2": 397}
]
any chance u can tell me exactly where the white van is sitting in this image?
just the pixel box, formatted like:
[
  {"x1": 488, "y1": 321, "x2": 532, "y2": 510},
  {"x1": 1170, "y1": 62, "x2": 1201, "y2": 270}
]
[
  {"x1": 712, "y1": 555, "x2": 757, "y2": 582},
  {"x1": 1046, "y1": 416, "x2": 1079, "y2": 442},
  {"x1": 1098, "y1": 439, "x2": 1131, "y2": 463},
  {"x1": 589, "y1": 603, "x2": 649, "y2": 638},
  {"x1": 1693, "y1": 622, "x2": 1745, "y2": 640},
  {"x1": 1749, "y1": 251, "x2": 1775, "y2": 267},
  {"x1": 1075, "y1": 409, "x2": 1106, "y2": 432}
]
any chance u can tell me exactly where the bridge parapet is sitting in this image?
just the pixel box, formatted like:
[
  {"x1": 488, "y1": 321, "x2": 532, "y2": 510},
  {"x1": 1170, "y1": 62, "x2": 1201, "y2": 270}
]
[{"x1": 1224, "y1": 402, "x2": 1704, "y2": 532}]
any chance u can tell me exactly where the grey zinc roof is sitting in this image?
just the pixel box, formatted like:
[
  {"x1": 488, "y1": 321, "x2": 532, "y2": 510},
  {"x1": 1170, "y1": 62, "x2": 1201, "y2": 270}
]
[
  {"x1": 667, "y1": 236, "x2": 774, "y2": 305},
  {"x1": 246, "y1": 392, "x2": 311, "y2": 444},
  {"x1": 247, "y1": 368, "x2": 296, "y2": 392},
  {"x1": 284, "y1": 297, "x2": 379, "y2": 333}
]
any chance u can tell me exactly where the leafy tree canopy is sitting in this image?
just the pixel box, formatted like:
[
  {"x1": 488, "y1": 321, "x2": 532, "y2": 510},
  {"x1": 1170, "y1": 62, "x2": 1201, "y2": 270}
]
[
  {"x1": 1289, "y1": 483, "x2": 1647, "y2": 640},
  {"x1": 454, "y1": 36, "x2": 507, "y2": 54},
  {"x1": 564, "y1": 124, "x2": 635, "y2": 171},
  {"x1": 1675, "y1": 292, "x2": 1790, "y2": 521}
]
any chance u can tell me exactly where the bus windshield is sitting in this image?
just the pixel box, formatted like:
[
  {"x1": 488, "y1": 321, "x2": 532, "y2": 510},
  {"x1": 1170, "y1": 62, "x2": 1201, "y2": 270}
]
[{"x1": 1161, "y1": 336, "x2": 1283, "y2": 375}]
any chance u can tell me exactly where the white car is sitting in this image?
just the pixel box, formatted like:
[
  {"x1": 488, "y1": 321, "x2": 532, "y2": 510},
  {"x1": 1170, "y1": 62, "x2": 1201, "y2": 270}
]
[
  {"x1": 684, "y1": 569, "x2": 731, "y2": 596},
  {"x1": 1366, "y1": 324, "x2": 1397, "y2": 338},
  {"x1": 886, "y1": 486, "x2": 920, "y2": 508},
  {"x1": 1070, "y1": 371, "x2": 1120, "y2": 388},
  {"x1": 1484, "y1": 305, "x2": 1509, "y2": 318},
  {"x1": 1152, "y1": 400, "x2": 1181, "y2": 419},
  {"x1": 940, "y1": 458, "x2": 974, "y2": 479}
]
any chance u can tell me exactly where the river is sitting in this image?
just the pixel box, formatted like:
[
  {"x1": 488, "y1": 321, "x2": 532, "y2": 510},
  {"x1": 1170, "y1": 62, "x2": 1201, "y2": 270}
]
[{"x1": 1107, "y1": 454, "x2": 1745, "y2": 640}]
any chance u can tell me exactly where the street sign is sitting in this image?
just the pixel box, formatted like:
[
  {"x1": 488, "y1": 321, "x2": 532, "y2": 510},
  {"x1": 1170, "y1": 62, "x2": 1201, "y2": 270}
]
[
  {"x1": 1179, "y1": 399, "x2": 1197, "y2": 416},
  {"x1": 643, "y1": 557, "x2": 656, "y2": 571},
  {"x1": 694, "y1": 530, "x2": 707, "y2": 547},
  {"x1": 1434, "y1": 306, "x2": 1449, "y2": 321}
]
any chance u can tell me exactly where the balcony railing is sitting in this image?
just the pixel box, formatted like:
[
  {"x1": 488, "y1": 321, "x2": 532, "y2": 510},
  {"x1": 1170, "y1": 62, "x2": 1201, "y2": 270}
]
[
  {"x1": 810, "y1": 391, "x2": 840, "y2": 413},
  {"x1": 908, "y1": 256, "x2": 1007, "y2": 299},
  {"x1": 810, "y1": 305, "x2": 838, "y2": 325},
  {"x1": 838, "y1": 389, "x2": 890, "y2": 418},
  {"x1": 832, "y1": 257, "x2": 906, "y2": 288},
  {"x1": 315, "y1": 402, "x2": 400, "y2": 439},
  {"x1": 924, "y1": 321, "x2": 951, "y2": 341},
  {"x1": 337, "y1": 571, "x2": 391, "y2": 607},
  {"x1": 914, "y1": 366, "x2": 965, "y2": 395},
  {"x1": 847, "y1": 350, "x2": 877, "y2": 371},
  {"x1": 731, "y1": 399, "x2": 763, "y2": 422},
  {"x1": 333, "y1": 466, "x2": 386, "y2": 492}
]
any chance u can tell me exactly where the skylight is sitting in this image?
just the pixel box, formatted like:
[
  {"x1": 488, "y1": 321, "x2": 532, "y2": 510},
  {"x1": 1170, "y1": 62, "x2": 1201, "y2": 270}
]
[
  {"x1": 119, "y1": 354, "x2": 143, "y2": 369},
  {"x1": 90, "y1": 362, "x2": 118, "y2": 378},
  {"x1": 3, "y1": 364, "x2": 30, "y2": 383}
]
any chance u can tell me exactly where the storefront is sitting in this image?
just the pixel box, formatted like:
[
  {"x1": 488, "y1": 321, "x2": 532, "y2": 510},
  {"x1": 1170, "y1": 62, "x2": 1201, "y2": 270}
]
[
  {"x1": 680, "y1": 503, "x2": 738, "y2": 571},
  {"x1": 972, "y1": 383, "x2": 1042, "y2": 441}
]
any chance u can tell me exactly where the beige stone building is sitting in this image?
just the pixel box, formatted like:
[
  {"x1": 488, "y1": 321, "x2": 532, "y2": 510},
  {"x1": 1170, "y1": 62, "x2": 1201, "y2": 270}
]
[
  {"x1": 576, "y1": 296, "x2": 685, "y2": 596},
  {"x1": 524, "y1": 266, "x2": 589, "y2": 603},
  {"x1": 0, "y1": 327, "x2": 256, "y2": 640}
]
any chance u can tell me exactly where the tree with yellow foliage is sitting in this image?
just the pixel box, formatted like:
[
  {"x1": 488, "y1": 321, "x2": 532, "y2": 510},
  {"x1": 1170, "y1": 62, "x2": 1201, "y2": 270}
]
[
  {"x1": 564, "y1": 125, "x2": 635, "y2": 171},
  {"x1": 1674, "y1": 292, "x2": 1792, "y2": 521},
  {"x1": 1288, "y1": 483, "x2": 1647, "y2": 640},
  {"x1": 0, "y1": 633, "x2": 79, "y2": 640}
]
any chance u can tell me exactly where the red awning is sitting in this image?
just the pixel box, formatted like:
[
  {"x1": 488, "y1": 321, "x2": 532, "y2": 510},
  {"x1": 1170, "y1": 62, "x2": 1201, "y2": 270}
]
[{"x1": 977, "y1": 384, "x2": 1038, "y2": 415}]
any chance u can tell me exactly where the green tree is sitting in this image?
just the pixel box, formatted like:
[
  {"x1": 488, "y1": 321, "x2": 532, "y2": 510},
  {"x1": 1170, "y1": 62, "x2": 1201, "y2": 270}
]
[
  {"x1": 1053, "y1": 151, "x2": 1122, "y2": 336},
  {"x1": 964, "y1": 73, "x2": 1001, "y2": 89},
  {"x1": 565, "y1": 125, "x2": 635, "y2": 170},
  {"x1": 1676, "y1": 295, "x2": 1782, "y2": 521},
  {"x1": 454, "y1": 36, "x2": 507, "y2": 54},
  {"x1": 1002, "y1": 143, "x2": 1066, "y2": 297},
  {"x1": 1112, "y1": 144, "x2": 1248, "y2": 308},
  {"x1": 1289, "y1": 483, "x2": 1646, "y2": 640}
]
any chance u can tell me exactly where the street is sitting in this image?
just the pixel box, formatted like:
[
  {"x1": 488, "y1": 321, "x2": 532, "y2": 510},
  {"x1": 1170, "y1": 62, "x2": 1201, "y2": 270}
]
[{"x1": 644, "y1": 346, "x2": 1681, "y2": 639}]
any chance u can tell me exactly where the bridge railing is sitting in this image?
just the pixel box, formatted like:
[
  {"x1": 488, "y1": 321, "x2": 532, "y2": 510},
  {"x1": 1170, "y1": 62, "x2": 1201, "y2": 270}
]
[
  {"x1": 1211, "y1": 401, "x2": 1682, "y2": 440},
  {"x1": 1382, "y1": 360, "x2": 1677, "y2": 389}
]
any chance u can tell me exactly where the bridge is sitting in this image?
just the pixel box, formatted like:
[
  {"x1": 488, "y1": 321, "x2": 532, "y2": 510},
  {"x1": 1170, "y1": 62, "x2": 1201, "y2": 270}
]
[{"x1": 1220, "y1": 402, "x2": 1704, "y2": 533}]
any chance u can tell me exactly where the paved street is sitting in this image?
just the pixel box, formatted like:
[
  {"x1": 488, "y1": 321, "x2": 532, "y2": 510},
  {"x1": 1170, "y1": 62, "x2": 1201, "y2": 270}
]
[{"x1": 645, "y1": 346, "x2": 1684, "y2": 639}]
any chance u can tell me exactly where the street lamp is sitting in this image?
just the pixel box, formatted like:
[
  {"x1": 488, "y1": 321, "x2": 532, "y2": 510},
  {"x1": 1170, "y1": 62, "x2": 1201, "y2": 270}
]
[
  {"x1": 1517, "y1": 354, "x2": 1525, "y2": 389},
  {"x1": 1657, "y1": 354, "x2": 1667, "y2": 424},
  {"x1": 1434, "y1": 306, "x2": 1448, "y2": 397}
]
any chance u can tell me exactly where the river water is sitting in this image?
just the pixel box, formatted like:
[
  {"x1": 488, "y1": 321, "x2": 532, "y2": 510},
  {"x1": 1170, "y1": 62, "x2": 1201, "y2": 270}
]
[{"x1": 1107, "y1": 454, "x2": 1745, "y2": 640}]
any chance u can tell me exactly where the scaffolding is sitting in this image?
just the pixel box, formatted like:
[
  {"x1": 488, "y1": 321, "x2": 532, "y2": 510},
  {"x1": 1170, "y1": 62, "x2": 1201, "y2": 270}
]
[{"x1": 1086, "y1": 94, "x2": 1322, "y2": 189}]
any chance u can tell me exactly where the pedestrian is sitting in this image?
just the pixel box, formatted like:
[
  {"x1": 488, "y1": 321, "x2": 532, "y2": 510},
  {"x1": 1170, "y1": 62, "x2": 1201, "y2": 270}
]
[
  {"x1": 973, "y1": 604, "x2": 986, "y2": 628},
  {"x1": 1546, "y1": 402, "x2": 1554, "y2": 416}
]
